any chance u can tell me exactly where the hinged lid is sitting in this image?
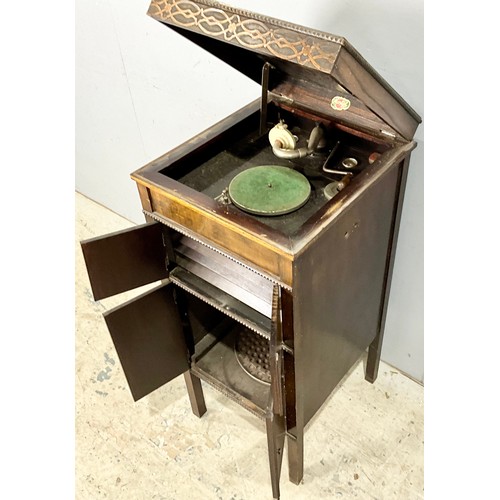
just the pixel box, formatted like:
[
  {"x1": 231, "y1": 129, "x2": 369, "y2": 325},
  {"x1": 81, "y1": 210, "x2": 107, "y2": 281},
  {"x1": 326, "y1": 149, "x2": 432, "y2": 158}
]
[{"x1": 147, "y1": 0, "x2": 421, "y2": 140}]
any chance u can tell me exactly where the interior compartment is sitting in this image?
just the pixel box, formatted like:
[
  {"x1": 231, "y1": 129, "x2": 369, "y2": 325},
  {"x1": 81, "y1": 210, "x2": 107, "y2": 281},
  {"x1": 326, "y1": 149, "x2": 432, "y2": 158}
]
[
  {"x1": 192, "y1": 320, "x2": 271, "y2": 419},
  {"x1": 163, "y1": 221, "x2": 277, "y2": 418},
  {"x1": 165, "y1": 223, "x2": 275, "y2": 337},
  {"x1": 178, "y1": 289, "x2": 272, "y2": 419}
]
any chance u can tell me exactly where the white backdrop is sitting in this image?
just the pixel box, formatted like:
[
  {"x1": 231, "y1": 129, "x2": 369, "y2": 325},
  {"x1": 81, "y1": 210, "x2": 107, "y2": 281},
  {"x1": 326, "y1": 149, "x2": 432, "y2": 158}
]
[{"x1": 76, "y1": 0, "x2": 424, "y2": 381}]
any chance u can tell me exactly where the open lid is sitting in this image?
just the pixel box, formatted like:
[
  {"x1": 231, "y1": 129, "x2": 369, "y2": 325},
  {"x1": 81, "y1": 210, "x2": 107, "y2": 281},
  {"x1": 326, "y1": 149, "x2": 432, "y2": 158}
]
[{"x1": 147, "y1": 0, "x2": 421, "y2": 141}]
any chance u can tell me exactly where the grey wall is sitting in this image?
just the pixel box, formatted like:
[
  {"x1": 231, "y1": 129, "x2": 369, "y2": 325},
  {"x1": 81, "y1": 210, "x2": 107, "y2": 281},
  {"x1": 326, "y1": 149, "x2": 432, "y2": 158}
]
[{"x1": 76, "y1": 0, "x2": 423, "y2": 382}]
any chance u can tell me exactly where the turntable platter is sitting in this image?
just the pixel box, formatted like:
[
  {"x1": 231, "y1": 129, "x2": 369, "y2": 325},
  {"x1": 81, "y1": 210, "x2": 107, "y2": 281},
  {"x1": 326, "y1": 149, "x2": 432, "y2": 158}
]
[{"x1": 228, "y1": 165, "x2": 311, "y2": 216}]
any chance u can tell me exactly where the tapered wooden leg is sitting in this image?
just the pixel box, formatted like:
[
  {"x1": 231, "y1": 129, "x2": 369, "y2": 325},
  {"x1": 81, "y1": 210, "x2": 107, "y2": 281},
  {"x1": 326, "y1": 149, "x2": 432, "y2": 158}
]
[
  {"x1": 365, "y1": 343, "x2": 381, "y2": 383},
  {"x1": 183, "y1": 371, "x2": 206, "y2": 418},
  {"x1": 287, "y1": 429, "x2": 304, "y2": 485},
  {"x1": 266, "y1": 413, "x2": 285, "y2": 499}
]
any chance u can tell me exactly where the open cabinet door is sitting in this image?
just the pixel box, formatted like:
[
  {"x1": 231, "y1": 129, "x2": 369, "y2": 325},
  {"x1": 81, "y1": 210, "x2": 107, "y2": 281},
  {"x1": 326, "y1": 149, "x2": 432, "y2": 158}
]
[
  {"x1": 81, "y1": 222, "x2": 168, "y2": 301},
  {"x1": 103, "y1": 283, "x2": 189, "y2": 401},
  {"x1": 266, "y1": 285, "x2": 286, "y2": 499}
]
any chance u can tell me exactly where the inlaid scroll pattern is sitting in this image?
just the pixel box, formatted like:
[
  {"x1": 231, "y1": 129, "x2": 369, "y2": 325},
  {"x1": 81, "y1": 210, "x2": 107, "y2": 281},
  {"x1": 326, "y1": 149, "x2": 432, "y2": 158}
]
[{"x1": 148, "y1": 0, "x2": 338, "y2": 72}]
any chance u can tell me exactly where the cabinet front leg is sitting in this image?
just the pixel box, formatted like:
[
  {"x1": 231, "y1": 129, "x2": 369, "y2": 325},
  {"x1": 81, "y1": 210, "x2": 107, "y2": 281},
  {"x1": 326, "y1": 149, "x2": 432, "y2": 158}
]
[
  {"x1": 183, "y1": 371, "x2": 206, "y2": 418},
  {"x1": 365, "y1": 343, "x2": 381, "y2": 383},
  {"x1": 266, "y1": 412, "x2": 285, "y2": 499},
  {"x1": 287, "y1": 428, "x2": 304, "y2": 485}
]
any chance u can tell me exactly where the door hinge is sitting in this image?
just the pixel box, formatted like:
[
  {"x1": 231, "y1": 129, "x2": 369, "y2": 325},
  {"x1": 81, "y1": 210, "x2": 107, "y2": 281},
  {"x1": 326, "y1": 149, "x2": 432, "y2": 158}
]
[{"x1": 380, "y1": 129, "x2": 397, "y2": 140}]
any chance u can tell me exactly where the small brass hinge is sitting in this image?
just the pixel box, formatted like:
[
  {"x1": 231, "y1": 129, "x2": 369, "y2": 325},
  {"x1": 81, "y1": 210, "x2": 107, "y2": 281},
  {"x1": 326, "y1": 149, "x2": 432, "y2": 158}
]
[{"x1": 380, "y1": 129, "x2": 397, "y2": 139}]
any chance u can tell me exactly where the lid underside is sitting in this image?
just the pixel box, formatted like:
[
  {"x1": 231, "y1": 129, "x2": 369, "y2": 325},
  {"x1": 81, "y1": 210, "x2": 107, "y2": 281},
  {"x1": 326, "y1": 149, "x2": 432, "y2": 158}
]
[{"x1": 147, "y1": 0, "x2": 421, "y2": 140}]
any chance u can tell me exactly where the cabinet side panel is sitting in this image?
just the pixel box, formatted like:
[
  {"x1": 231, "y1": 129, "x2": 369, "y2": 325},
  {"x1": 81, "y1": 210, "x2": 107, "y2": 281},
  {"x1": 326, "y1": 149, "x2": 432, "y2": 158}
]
[{"x1": 294, "y1": 164, "x2": 401, "y2": 426}]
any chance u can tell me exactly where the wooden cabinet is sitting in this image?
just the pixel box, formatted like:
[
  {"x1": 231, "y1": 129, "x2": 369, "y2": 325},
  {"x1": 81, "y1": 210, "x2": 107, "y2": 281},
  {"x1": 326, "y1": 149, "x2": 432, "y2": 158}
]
[{"x1": 80, "y1": 1, "x2": 421, "y2": 498}]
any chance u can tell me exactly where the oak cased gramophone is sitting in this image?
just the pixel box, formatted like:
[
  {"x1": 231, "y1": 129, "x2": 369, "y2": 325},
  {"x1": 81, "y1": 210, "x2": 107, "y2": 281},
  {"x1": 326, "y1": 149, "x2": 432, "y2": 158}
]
[{"x1": 80, "y1": 1, "x2": 421, "y2": 498}]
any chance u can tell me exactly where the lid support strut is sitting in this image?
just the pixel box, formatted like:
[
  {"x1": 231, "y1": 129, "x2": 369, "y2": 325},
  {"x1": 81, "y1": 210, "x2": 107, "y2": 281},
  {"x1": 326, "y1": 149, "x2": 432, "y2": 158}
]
[{"x1": 260, "y1": 62, "x2": 273, "y2": 136}]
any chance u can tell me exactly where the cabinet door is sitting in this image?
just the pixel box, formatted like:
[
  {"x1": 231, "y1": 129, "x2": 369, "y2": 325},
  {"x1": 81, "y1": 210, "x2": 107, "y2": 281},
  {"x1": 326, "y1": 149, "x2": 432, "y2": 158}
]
[
  {"x1": 103, "y1": 283, "x2": 189, "y2": 401},
  {"x1": 81, "y1": 222, "x2": 168, "y2": 301}
]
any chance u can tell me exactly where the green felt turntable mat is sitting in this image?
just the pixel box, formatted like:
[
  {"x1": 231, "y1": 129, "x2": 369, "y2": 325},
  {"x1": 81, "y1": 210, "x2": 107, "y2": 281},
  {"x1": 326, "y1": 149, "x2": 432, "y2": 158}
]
[{"x1": 228, "y1": 165, "x2": 311, "y2": 216}]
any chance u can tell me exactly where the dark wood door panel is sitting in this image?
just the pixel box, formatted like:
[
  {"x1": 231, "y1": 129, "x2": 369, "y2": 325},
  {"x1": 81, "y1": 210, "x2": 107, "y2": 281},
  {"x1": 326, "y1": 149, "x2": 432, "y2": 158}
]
[
  {"x1": 103, "y1": 283, "x2": 189, "y2": 401},
  {"x1": 81, "y1": 222, "x2": 168, "y2": 301}
]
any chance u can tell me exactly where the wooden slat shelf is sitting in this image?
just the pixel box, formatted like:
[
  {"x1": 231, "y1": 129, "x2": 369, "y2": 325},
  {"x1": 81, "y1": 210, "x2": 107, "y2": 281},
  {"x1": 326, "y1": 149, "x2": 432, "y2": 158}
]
[{"x1": 169, "y1": 267, "x2": 272, "y2": 339}]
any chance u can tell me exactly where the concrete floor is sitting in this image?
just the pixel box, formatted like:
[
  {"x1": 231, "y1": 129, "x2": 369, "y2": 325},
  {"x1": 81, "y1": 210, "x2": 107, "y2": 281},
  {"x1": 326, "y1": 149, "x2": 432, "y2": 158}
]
[{"x1": 75, "y1": 192, "x2": 424, "y2": 500}]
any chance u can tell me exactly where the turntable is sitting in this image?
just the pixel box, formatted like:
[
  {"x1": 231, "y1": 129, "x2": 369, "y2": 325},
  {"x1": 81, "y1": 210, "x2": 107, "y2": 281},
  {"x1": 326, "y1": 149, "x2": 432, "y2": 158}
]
[{"x1": 80, "y1": 2, "x2": 421, "y2": 498}]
